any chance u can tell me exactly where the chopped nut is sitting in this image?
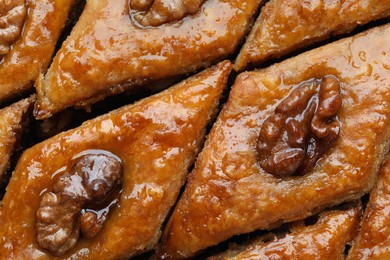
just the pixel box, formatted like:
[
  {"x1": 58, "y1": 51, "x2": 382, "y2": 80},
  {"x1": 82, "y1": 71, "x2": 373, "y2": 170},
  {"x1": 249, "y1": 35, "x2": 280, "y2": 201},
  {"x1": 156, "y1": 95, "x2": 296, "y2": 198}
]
[
  {"x1": 257, "y1": 76, "x2": 342, "y2": 177},
  {"x1": 131, "y1": 0, "x2": 206, "y2": 27},
  {"x1": 36, "y1": 151, "x2": 122, "y2": 256},
  {"x1": 0, "y1": 0, "x2": 27, "y2": 56}
]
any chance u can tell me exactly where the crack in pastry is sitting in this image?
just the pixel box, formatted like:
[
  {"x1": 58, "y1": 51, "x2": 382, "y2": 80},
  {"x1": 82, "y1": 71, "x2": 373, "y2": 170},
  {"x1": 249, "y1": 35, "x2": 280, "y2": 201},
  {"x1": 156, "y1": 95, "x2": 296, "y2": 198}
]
[
  {"x1": 0, "y1": 0, "x2": 74, "y2": 103},
  {"x1": 0, "y1": 0, "x2": 26, "y2": 56},
  {"x1": 235, "y1": 0, "x2": 390, "y2": 70},
  {"x1": 0, "y1": 95, "x2": 34, "y2": 193},
  {"x1": 0, "y1": 61, "x2": 232, "y2": 259},
  {"x1": 210, "y1": 202, "x2": 361, "y2": 260},
  {"x1": 36, "y1": 151, "x2": 122, "y2": 256},
  {"x1": 130, "y1": 0, "x2": 206, "y2": 27},
  {"x1": 34, "y1": 0, "x2": 262, "y2": 119},
  {"x1": 347, "y1": 156, "x2": 390, "y2": 259},
  {"x1": 157, "y1": 24, "x2": 390, "y2": 259},
  {"x1": 258, "y1": 76, "x2": 341, "y2": 177}
]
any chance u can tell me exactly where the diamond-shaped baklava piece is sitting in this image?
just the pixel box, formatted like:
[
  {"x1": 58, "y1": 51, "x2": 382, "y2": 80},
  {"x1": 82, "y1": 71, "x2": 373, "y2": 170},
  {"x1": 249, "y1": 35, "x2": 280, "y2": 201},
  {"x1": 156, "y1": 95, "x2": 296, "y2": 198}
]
[
  {"x1": 34, "y1": 0, "x2": 262, "y2": 119},
  {"x1": 0, "y1": 61, "x2": 232, "y2": 259},
  {"x1": 158, "y1": 24, "x2": 390, "y2": 259}
]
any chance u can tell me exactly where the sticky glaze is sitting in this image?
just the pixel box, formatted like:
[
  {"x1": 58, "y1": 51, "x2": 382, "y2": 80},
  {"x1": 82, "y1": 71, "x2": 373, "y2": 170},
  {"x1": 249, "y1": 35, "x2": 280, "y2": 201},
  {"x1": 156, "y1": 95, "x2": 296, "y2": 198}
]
[
  {"x1": 158, "y1": 25, "x2": 390, "y2": 259},
  {"x1": 0, "y1": 61, "x2": 232, "y2": 259},
  {"x1": 348, "y1": 157, "x2": 390, "y2": 259},
  {"x1": 0, "y1": 0, "x2": 74, "y2": 102},
  {"x1": 235, "y1": 0, "x2": 390, "y2": 70},
  {"x1": 211, "y1": 204, "x2": 360, "y2": 260},
  {"x1": 34, "y1": 0, "x2": 262, "y2": 118}
]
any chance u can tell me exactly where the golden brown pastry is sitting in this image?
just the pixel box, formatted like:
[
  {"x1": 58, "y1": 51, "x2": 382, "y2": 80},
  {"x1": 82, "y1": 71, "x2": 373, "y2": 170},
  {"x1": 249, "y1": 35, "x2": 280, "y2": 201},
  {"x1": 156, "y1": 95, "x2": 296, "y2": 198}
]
[
  {"x1": 348, "y1": 157, "x2": 390, "y2": 259},
  {"x1": 234, "y1": 0, "x2": 390, "y2": 71},
  {"x1": 210, "y1": 203, "x2": 361, "y2": 260},
  {"x1": 0, "y1": 0, "x2": 74, "y2": 102},
  {"x1": 0, "y1": 61, "x2": 232, "y2": 259},
  {"x1": 34, "y1": 0, "x2": 262, "y2": 119},
  {"x1": 157, "y1": 24, "x2": 390, "y2": 259},
  {"x1": 0, "y1": 96, "x2": 34, "y2": 189}
]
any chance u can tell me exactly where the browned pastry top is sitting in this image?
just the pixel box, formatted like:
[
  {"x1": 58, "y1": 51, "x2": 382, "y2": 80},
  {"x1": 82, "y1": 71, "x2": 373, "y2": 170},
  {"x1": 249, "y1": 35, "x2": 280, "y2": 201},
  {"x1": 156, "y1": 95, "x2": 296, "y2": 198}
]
[
  {"x1": 0, "y1": 0, "x2": 74, "y2": 102},
  {"x1": 211, "y1": 204, "x2": 361, "y2": 260},
  {"x1": 158, "y1": 24, "x2": 390, "y2": 259},
  {"x1": 235, "y1": 0, "x2": 390, "y2": 70},
  {"x1": 348, "y1": 157, "x2": 390, "y2": 259},
  {"x1": 0, "y1": 61, "x2": 232, "y2": 259},
  {"x1": 0, "y1": 96, "x2": 34, "y2": 189},
  {"x1": 34, "y1": 0, "x2": 261, "y2": 119}
]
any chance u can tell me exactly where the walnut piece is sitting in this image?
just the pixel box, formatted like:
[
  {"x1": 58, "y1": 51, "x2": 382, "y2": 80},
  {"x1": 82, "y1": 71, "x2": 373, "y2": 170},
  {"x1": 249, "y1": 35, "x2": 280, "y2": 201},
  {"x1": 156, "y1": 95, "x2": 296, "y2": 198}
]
[
  {"x1": 130, "y1": 0, "x2": 206, "y2": 27},
  {"x1": 36, "y1": 151, "x2": 122, "y2": 256},
  {"x1": 257, "y1": 76, "x2": 342, "y2": 177},
  {"x1": 0, "y1": 0, "x2": 27, "y2": 56}
]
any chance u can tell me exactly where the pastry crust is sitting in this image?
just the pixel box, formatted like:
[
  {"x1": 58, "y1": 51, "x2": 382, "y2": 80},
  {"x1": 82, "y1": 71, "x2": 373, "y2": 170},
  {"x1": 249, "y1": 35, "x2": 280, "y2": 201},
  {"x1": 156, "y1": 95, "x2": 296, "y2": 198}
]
[
  {"x1": 34, "y1": 0, "x2": 262, "y2": 119},
  {"x1": 0, "y1": 0, "x2": 74, "y2": 102},
  {"x1": 210, "y1": 203, "x2": 361, "y2": 260},
  {"x1": 157, "y1": 24, "x2": 390, "y2": 259},
  {"x1": 234, "y1": 0, "x2": 390, "y2": 71},
  {"x1": 0, "y1": 61, "x2": 232, "y2": 259},
  {"x1": 348, "y1": 156, "x2": 390, "y2": 259},
  {"x1": 0, "y1": 96, "x2": 34, "y2": 190}
]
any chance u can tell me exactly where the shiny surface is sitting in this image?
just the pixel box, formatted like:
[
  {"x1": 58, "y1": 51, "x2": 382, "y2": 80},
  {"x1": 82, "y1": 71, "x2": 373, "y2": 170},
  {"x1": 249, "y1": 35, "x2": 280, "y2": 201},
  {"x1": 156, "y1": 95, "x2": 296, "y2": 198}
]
[
  {"x1": 257, "y1": 76, "x2": 341, "y2": 177},
  {"x1": 235, "y1": 0, "x2": 390, "y2": 70},
  {"x1": 0, "y1": 0, "x2": 74, "y2": 102},
  {"x1": 34, "y1": 0, "x2": 262, "y2": 119},
  {"x1": 0, "y1": 95, "x2": 34, "y2": 188},
  {"x1": 36, "y1": 150, "x2": 123, "y2": 256},
  {"x1": 348, "y1": 157, "x2": 390, "y2": 259},
  {"x1": 0, "y1": 61, "x2": 232, "y2": 259},
  {"x1": 0, "y1": 0, "x2": 27, "y2": 56},
  {"x1": 211, "y1": 204, "x2": 361, "y2": 260},
  {"x1": 158, "y1": 25, "x2": 390, "y2": 259}
]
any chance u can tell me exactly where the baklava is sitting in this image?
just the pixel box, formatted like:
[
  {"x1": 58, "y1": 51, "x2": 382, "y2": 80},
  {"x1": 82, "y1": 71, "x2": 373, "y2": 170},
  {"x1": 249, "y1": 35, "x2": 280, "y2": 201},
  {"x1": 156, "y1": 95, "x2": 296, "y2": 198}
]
[
  {"x1": 0, "y1": 0, "x2": 74, "y2": 102},
  {"x1": 0, "y1": 61, "x2": 232, "y2": 259},
  {"x1": 211, "y1": 203, "x2": 361, "y2": 260},
  {"x1": 0, "y1": 96, "x2": 34, "y2": 191},
  {"x1": 235, "y1": 0, "x2": 390, "y2": 70},
  {"x1": 34, "y1": 0, "x2": 262, "y2": 119},
  {"x1": 348, "y1": 156, "x2": 390, "y2": 259},
  {"x1": 158, "y1": 24, "x2": 390, "y2": 259}
]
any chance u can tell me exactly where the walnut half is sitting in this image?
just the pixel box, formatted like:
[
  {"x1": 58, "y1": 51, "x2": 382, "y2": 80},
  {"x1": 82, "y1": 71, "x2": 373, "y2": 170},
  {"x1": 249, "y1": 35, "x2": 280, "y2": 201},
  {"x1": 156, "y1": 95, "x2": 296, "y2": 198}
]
[
  {"x1": 130, "y1": 0, "x2": 206, "y2": 27},
  {"x1": 0, "y1": 0, "x2": 27, "y2": 56},
  {"x1": 36, "y1": 150, "x2": 122, "y2": 256},
  {"x1": 257, "y1": 76, "x2": 342, "y2": 177}
]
